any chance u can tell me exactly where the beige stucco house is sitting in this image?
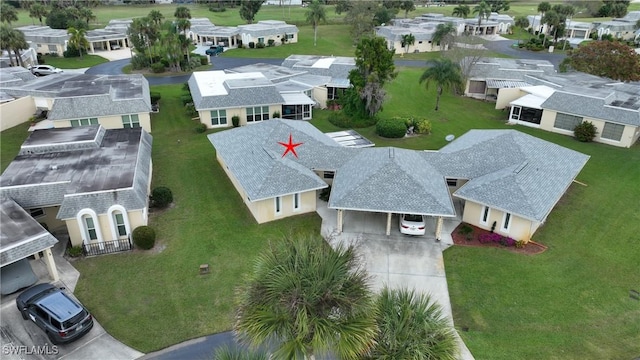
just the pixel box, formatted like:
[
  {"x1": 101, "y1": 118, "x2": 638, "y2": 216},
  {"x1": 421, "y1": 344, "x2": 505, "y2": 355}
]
[
  {"x1": 0, "y1": 70, "x2": 152, "y2": 132},
  {"x1": 209, "y1": 120, "x2": 589, "y2": 243},
  {"x1": 188, "y1": 19, "x2": 298, "y2": 48},
  {"x1": 0, "y1": 125, "x2": 153, "y2": 253}
]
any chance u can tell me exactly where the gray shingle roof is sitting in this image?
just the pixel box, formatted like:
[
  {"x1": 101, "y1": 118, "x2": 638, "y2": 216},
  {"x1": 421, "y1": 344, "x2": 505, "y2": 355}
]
[
  {"x1": 0, "y1": 198, "x2": 58, "y2": 266},
  {"x1": 465, "y1": 57, "x2": 556, "y2": 81},
  {"x1": 210, "y1": 122, "x2": 588, "y2": 223},
  {"x1": 281, "y1": 55, "x2": 356, "y2": 80},
  {"x1": 0, "y1": 126, "x2": 153, "y2": 219},
  {"x1": 541, "y1": 91, "x2": 640, "y2": 127},
  {"x1": 329, "y1": 148, "x2": 455, "y2": 216},
  {"x1": 430, "y1": 130, "x2": 589, "y2": 222}
]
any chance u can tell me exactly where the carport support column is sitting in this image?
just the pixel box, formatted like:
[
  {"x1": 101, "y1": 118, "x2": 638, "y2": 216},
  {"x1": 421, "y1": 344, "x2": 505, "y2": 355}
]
[
  {"x1": 337, "y1": 209, "x2": 343, "y2": 234},
  {"x1": 435, "y1": 216, "x2": 443, "y2": 241},
  {"x1": 42, "y1": 248, "x2": 59, "y2": 282},
  {"x1": 386, "y1": 212, "x2": 392, "y2": 236}
]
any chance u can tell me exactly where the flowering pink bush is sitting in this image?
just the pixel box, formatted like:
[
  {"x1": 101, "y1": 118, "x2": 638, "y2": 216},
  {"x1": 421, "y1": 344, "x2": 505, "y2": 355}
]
[{"x1": 478, "y1": 233, "x2": 516, "y2": 247}]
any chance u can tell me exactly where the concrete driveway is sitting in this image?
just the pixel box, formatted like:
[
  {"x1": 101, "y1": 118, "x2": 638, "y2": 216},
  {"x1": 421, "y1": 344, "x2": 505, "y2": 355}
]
[
  {"x1": 0, "y1": 239, "x2": 142, "y2": 360},
  {"x1": 317, "y1": 201, "x2": 474, "y2": 360}
]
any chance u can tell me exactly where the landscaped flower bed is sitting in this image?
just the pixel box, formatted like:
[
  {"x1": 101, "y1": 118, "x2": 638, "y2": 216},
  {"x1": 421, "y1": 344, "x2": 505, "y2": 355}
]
[{"x1": 452, "y1": 223, "x2": 547, "y2": 255}]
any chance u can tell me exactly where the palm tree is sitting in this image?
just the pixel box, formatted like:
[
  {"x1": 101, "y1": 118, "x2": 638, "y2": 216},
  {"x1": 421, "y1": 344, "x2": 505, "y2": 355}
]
[
  {"x1": 174, "y1": 6, "x2": 191, "y2": 20},
  {"x1": 514, "y1": 16, "x2": 529, "y2": 44},
  {"x1": 534, "y1": 1, "x2": 551, "y2": 34},
  {"x1": 234, "y1": 234, "x2": 377, "y2": 360},
  {"x1": 419, "y1": 58, "x2": 463, "y2": 111},
  {"x1": 432, "y1": 23, "x2": 456, "y2": 50},
  {"x1": 175, "y1": 18, "x2": 191, "y2": 37},
  {"x1": 0, "y1": 25, "x2": 28, "y2": 67},
  {"x1": 472, "y1": 1, "x2": 491, "y2": 26},
  {"x1": 28, "y1": 3, "x2": 48, "y2": 25},
  {"x1": 400, "y1": 0, "x2": 415, "y2": 18},
  {"x1": 213, "y1": 346, "x2": 268, "y2": 360},
  {"x1": 77, "y1": 7, "x2": 96, "y2": 26},
  {"x1": 364, "y1": 287, "x2": 459, "y2": 360},
  {"x1": 401, "y1": 33, "x2": 415, "y2": 56},
  {"x1": 305, "y1": 0, "x2": 326, "y2": 47},
  {"x1": 451, "y1": 4, "x2": 470, "y2": 19},
  {"x1": 68, "y1": 27, "x2": 89, "y2": 59},
  {"x1": 1, "y1": 3, "x2": 18, "y2": 24},
  {"x1": 149, "y1": 10, "x2": 164, "y2": 27}
]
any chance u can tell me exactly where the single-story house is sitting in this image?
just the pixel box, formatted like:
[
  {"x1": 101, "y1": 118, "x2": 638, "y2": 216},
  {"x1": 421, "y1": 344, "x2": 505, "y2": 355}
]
[
  {"x1": 281, "y1": 55, "x2": 355, "y2": 103},
  {"x1": 502, "y1": 72, "x2": 640, "y2": 148},
  {"x1": 0, "y1": 125, "x2": 153, "y2": 251},
  {"x1": 188, "y1": 19, "x2": 298, "y2": 48},
  {"x1": 0, "y1": 71, "x2": 152, "y2": 132},
  {"x1": 16, "y1": 25, "x2": 130, "y2": 56},
  {"x1": 208, "y1": 119, "x2": 589, "y2": 242},
  {"x1": 594, "y1": 11, "x2": 640, "y2": 40},
  {"x1": 463, "y1": 12, "x2": 514, "y2": 35}
]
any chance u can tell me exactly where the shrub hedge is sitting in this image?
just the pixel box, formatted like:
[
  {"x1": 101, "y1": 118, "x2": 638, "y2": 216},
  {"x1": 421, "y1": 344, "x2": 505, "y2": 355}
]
[
  {"x1": 376, "y1": 117, "x2": 407, "y2": 138},
  {"x1": 152, "y1": 186, "x2": 173, "y2": 208},
  {"x1": 574, "y1": 121, "x2": 597, "y2": 142},
  {"x1": 132, "y1": 226, "x2": 156, "y2": 250}
]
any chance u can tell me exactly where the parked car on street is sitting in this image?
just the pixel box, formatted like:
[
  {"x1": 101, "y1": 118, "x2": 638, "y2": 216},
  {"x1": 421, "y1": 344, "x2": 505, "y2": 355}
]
[
  {"x1": 29, "y1": 65, "x2": 63, "y2": 76},
  {"x1": 205, "y1": 45, "x2": 224, "y2": 56},
  {"x1": 399, "y1": 214, "x2": 426, "y2": 235},
  {"x1": 16, "y1": 283, "x2": 94, "y2": 344}
]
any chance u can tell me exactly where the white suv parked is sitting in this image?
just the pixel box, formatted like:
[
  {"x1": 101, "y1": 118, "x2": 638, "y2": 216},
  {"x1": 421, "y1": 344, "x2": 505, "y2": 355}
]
[{"x1": 30, "y1": 65, "x2": 63, "y2": 76}]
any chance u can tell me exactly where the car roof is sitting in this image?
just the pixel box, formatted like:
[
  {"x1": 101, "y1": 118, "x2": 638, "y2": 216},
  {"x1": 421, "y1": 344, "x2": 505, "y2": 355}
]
[
  {"x1": 36, "y1": 291, "x2": 82, "y2": 321},
  {"x1": 17, "y1": 283, "x2": 56, "y2": 303}
]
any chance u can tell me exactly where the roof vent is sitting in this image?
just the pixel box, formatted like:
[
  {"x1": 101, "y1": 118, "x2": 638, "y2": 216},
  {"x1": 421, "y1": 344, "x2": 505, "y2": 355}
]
[
  {"x1": 50, "y1": 165, "x2": 58, "y2": 170},
  {"x1": 514, "y1": 161, "x2": 528, "y2": 174},
  {"x1": 91, "y1": 81, "x2": 96, "y2": 85}
]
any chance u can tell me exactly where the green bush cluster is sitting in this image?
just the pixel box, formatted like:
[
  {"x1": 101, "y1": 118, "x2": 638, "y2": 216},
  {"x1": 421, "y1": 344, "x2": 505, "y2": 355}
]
[
  {"x1": 150, "y1": 62, "x2": 165, "y2": 73},
  {"x1": 328, "y1": 111, "x2": 377, "y2": 129},
  {"x1": 66, "y1": 246, "x2": 83, "y2": 258},
  {"x1": 574, "y1": 121, "x2": 597, "y2": 142},
  {"x1": 232, "y1": 115, "x2": 240, "y2": 127},
  {"x1": 152, "y1": 186, "x2": 173, "y2": 208},
  {"x1": 63, "y1": 45, "x2": 85, "y2": 58},
  {"x1": 401, "y1": 117, "x2": 432, "y2": 134},
  {"x1": 208, "y1": 6, "x2": 226, "y2": 12},
  {"x1": 195, "y1": 122, "x2": 207, "y2": 133},
  {"x1": 376, "y1": 117, "x2": 407, "y2": 138},
  {"x1": 199, "y1": 56, "x2": 209, "y2": 66},
  {"x1": 248, "y1": 42, "x2": 255, "y2": 49},
  {"x1": 319, "y1": 186, "x2": 331, "y2": 202},
  {"x1": 150, "y1": 92, "x2": 161, "y2": 105},
  {"x1": 256, "y1": 42, "x2": 266, "y2": 49},
  {"x1": 272, "y1": 111, "x2": 281, "y2": 118},
  {"x1": 267, "y1": 39, "x2": 275, "y2": 47},
  {"x1": 132, "y1": 226, "x2": 156, "y2": 250}
]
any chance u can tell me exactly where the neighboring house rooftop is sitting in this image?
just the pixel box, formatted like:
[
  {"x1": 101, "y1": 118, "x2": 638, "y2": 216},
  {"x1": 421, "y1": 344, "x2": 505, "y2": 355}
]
[
  {"x1": 429, "y1": 130, "x2": 589, "y2": 222},
  {"x1": 0, "y1": 198, "x2": 58, "y2": 267},
  {"x1": 0, "y1": 67, "x2": 36, "y2": 87},
  {"x1": 0, "y1": 74, "x2": 151, "y2": 119},
  {"x1": 466, "y1": 57, "x2": 556, "y2": 81},
  {"x1": 226, "y1": 63, "x2": 306, "y2": 83},
  {"x1": 281, "y1": 55, "x2": 356, "y2": 81},
  {"x1": 0, "y1": 126, "x2": 153, "y2": 219},
  {"x1": 189, "y1": 71, "x2": 284, "y2": 110}
]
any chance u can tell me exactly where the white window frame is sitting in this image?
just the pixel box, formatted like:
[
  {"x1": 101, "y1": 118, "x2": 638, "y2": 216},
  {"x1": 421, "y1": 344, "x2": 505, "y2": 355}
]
[
  {"x1": 501, "y1": 212, "x2": 512, "y2": 232},
  {"x1": 246, "y1": 106, "x2": 269, "y2": 123},
  {"x1": 293, "y1": 193, "x2": 300, "y2": 211},
  {"x1": 601, "y1": 122, "x2": 624, "y2": 141},
  {"x1": 122, "y1": 114, "x2": 140, "y2": 128},
  {"x1": 275, "y1": 196, "x2": 282, "y2": 215},
  {"x1": 76, "y1": 209, "x2": 104, "y2": 246},
  {"x1": 210, "y1": 109, "x2": 227, "y2": 126},
  {"x1": 70, "y1": 118, "x2": 98, "y2": 127},
  {"x1": 480, "y1": 205, "x2": 490, "y2": 225},
  {"x1": 107, "y1": 205, "x2": 132, "y2": 241}
]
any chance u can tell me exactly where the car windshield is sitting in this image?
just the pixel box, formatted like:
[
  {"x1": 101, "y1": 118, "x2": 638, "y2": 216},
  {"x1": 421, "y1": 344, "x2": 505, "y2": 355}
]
[{"x1": 403, "y1": 214, "x2": 423, "y2": 222}]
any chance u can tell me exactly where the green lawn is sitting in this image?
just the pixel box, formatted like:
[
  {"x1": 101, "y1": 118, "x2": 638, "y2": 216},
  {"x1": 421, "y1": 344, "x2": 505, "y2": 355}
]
[
  {"x1": 1, "y1": 69, "x2": 639, "y2": 357},
  {"x1": 41, "y1": 54, "x2": 108, "y2": 69}
]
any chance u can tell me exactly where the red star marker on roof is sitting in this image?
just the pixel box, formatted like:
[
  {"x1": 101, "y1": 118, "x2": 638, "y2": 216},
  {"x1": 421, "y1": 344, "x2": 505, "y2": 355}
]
[{"x1": 278, "y1": 133, "x2": 303, "y2": 159}]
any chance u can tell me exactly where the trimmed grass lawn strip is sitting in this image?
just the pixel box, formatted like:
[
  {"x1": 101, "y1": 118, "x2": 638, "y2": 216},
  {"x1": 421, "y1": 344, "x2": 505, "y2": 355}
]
[{"x1": 41, "y1": 54, "x2": 108, "y2": 69}]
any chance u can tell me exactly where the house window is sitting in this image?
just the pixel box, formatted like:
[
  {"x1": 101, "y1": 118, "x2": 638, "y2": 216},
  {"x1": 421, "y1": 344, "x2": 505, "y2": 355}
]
[
  {"x1": 293, "y1": 193, "x2": 300, "y2": 211},
  {"x1": 511, "y1": 106, "x2": 521, "y2": 120},
  {"x1": 122, "y1": 114, "x2": 140, "y2": 128},
  {"x1": 246, "y1": 106, "x2": 269, "y2": 123},
  {"x1": 327, "y1": 87, "x2": 345, "y2": 101},
  {"x1": 419, "y1": 41, "x2": 423, "y2": 44},
  {"x1": 446, "y1": 178, "x2": 457, "y2": 187},
  {"x1": 258, "y1": 37, "x2": 265, "y2": 44},
  {"x1": 84, "y1": 215, "x2": 98, "y2": 241},
  {"x1": 480, "y1": 206, "x2": 490, "y2": 225},
  {"x1": 286, "y1": 33, "x2": 294, "y2": 39},
  {"x1": 113, "y1": 212, "x2": 127, "y2": 237},
  {"x1": 553, "y1": 112, "x2": 583, "y2": 131},
  {"x1": 70, "y1": 118, "x2": 98, "y2": 127},
  {"x1": 275, "y1": 196, "x2": 282, "y2": 215},
  {"x1": 282, "y1": 104, "x2": 312, "y2": 120},
  {"x1": 501, "y1": 212, "x2": 512, "y2": 232},
  {"x1": 210, "y1": 109, "x2": 227, "y2": 126},
  {"x1": 601, "y1": 122, "x2": 624, "y2": 141},
  {"x1": 28, "y1": 208, "x2": 45, "y2": 218},
  {"x1": 304, "y1": 89, "x2": 312, "y2": 98},
  {"x1": 323, "y1": 171, "x2": 334, "y2": 179},
  {"x1": 47, "y1": 45, "x2": 57, "y2": 52}
]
